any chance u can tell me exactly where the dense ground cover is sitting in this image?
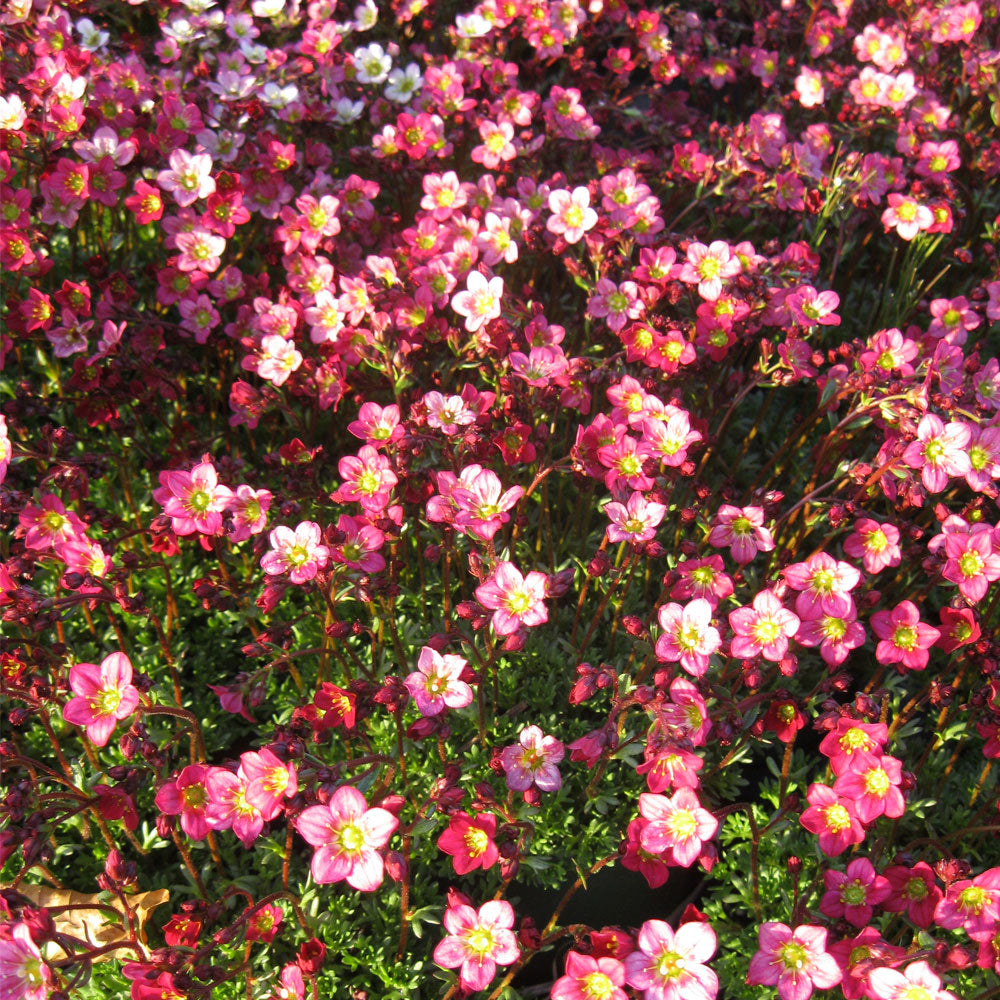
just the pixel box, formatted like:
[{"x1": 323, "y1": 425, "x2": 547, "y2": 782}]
[{"x1": 1, "y1": 0, "x2": 999, "y2": 998}]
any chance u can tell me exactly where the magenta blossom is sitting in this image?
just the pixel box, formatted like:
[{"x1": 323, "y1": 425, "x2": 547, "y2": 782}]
[
  {"x1": 0, "y1": 922, "x2": 51, "y2": 1000},
  {"x1": 867, "y1": 961, "x2": 958, "y2": 1000},
  {"x1": 433, "y1": 899, "x2": 520, "y2": 992},
  {"x1": 901, "y1": 414, "x2": 971, "y2": 493},
  {"x1": 153, "y1": 460, "x2": 233, "y2": 536},
  {"x1": 706, "y1": 505, "x2": 774, "y2": 564},
  {"x1": 553, "y1": 950, "x2": 627, "y2": 1000},
  {"x1": 295, "y1": 786, "x2": 398, "y2": 891},
  {"x1": 870, "y1": 601, "x2": 939, "y2": 671},
  {"x1": 655, "y1": 599, "x2": 721, "y2": 677},
  {"x1": 155, "y1": 764, "x2": 211, "y2": 840},
  {"x1": 63, "y1": 652, "x2": 140, "y2": 748},
  {"x1": 605, "y1": 492, "x2": 667, "y2": 544}
]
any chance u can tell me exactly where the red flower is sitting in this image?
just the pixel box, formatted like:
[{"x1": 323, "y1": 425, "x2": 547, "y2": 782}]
[{"x1": 437, "y1": 811, "x2": 499, "y2": 875}]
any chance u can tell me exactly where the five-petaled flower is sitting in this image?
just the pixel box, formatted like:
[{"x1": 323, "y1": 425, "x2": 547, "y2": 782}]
[
  {"x1": 295, "y1": 785, "x2": 398, "y2": 891},
  {"x1": 746, "y1": 923, "x2": 842, "y2": 1000},
  {"x1": 63, "y1": 651, "x2": 140, "y2": 748},
  {"x1": 433, "y1": 899, "x2": 520, "y2": 992}
]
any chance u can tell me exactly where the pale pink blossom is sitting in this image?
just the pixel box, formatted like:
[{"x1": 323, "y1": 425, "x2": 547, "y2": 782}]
[
  {"x1": 404, "y1": 646, "x2": 473, "y2": 717},
  {"x1": 296, "y1": 786, "x2": 397, "y2": 890},
  {"x1": 451, "y1": 270, "x2": 504, "y2": 332},
  {"x1": 475, "y1": 561, "x2": 548, "y2": 635},
  {"x1": 624, "y1": 919, "x2": 718, "y2": 1000},
  {"x1": 746, "y1": 923, "x2": 842, "y2": 1000},
  {"x1": 433, "y1": 900, "x2": 519, "y2": 992},
  {"x1": 546, "y1": 187, "x2": 597, "y2": 244},
  {"x1": 261, "y1": 521, "x2": 330, "y2": 584},
  {"x1": 501, "y1": 725, "x2": 564, "y2": 792}
]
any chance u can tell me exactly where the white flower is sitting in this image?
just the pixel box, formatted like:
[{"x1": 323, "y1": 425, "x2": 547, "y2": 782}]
[
  {"x1": 251, "y1": 0, "x2": 285, "y2": 17},
  {"x1": 260, "y1": 82, "x2": 300, "y2": 108},
  {"x1": 332, "y1": 97, "x2": 365, "y2": 124},
  {"x1": 353, "y1": 0, "x2": 378, "y2": 30},
  {"x1": 162, "y1": 17, "x2": 203, "y2": 42},
  {"x1": 75, "y1": 17, "x2": 110, "y2": 51},
  {"x1": 74, "y1": 126, "x2": 135, "y2": 165},
  {"x1": 384, "y1": 63, "x2": 423, "y2": 103},
  {"x1": 239, "y1": 40, "x2": 269, "y2": 63},
  {"x1": 455, "y1": 12, "x2": 492, "y2": 37},
  {"x1": 0, "y1": 95, "x2": 27, "y2": 131},
  {"x1": 353, "y1": 43, "x2": 392, "y2": 84}
]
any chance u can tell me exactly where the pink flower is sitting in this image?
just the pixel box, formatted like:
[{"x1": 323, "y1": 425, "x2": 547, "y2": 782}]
[
  {"x1": 842, "y1": 519, "x2": 901, "y2": 574},
  {"x1": 934, "y1": 869, "x2": 1000, "y2": 942},
  {"x1": 553, "y1": 950, "x2": 627, "y2": 1000},
  {"x1": 154, "y1": 461, "x2": 233, "y2": 536},
  {"x1": 295, "y1": 786, "x2": 398, "y2": 891},
  {"x1": 157, "y1": 148, "x2": 215, "y2": 207},
  {"x1": 422, "y1": 392, "x2": 477, "y2": 435},
  {"x1": 0, "y1": 922, "x2": 51, "y2": 1000},
  {"x1": 881, "y1": 193, "x2": 933, "y2": 240},
  {"x1": 678, "y1": 241, "x2": 741, "y2": 301},
  {"x1": 795, "y1": 611, "x2": 865, "y2": 668},
  {"x1": 451, "y1": 271, "x2": 504, "y2": 332},
  {"x1": 433, "y1": 899, "x2": 520, "y2": 992},
  {"x1": 588, "y1": 278, "x2": 643, "y2": 332},
  {"x1": 729, "y1": 590, "x2": 800, "y2": 662},
  {"x1": 867, "y1": 961, "x2": 958, "y2": 1000},
  {"x1": 404, "y1": 646, "x2": 473, "y2": 717},
  {"x1": 707, "y1": 505, "x2": 774, "y2": 564},
  {"x1": 261, "y1": 522, "x2": 330, "y2": 584},
  {"x1": 63, "y1": 652, "x2": 140, "y2": 748},
  {"x1": 437, "y1": 811, "x2": 499, "y2": 875},
  {"x1": 819, "y1": 858, "x2": 891, "y2": 926},
  {"x1": 329, "y1": 515, "x2": 385, "y2": 573},
  {"x1": 604, "y1": 492, "x2": 666, "y2": 545},
  {"x1": 205, "y1": 767, "x2": 264, "y2": 848},
  {"x1": 501, "y1": 725, "x2": 564, "y2": 792},
  {"x1": 19, "y1": 494, "x2": 87, "y2": 551},
  {"x1": 746, "y1": 923, "x2": 842, "y2": 1000},
  {"x1": 882, "y1": 862, "x2": 943, "y2": 928},
  {"x1": 347, "y1": 401, "x2": 403, "y2": 447},
  {"x1": 452, "y1": 468, "x2": 523, "y2": 541},
  {"x1": 783, "y1": 552, "x2": 860, "y2": 619},
  {"x1": 623, "y1": 919, "x2": 718, "y2": 1000},
  {"x1": 638, "y1": 788, "x2": 718, "y2": 868},
  {"x1": 335, "y1": 445, "x2": 398, "y2": 512},
  {"x1": 799, "y1": 783, "x2": 865, "y2": 857},
  {"x1": 227, "y1": 485, "x2": 271, "y2": 543},
  {"x1": 671, "y1": 556, "x2": 733, "y2": 609},
  {"x1": 240, "y1": 747, "x2": 298, "y2": 819},
  {"x1": 547, "y1": 186, "x2": 598, "y2": 244},
  {"x1": 655, "y1": 599, "x2": 721, "y2": 677},
  {"x1": 818, "y1": 718, "x2": 888, "y2": 775},
  {"x1": 941, "y1": 530, "x2": 1000, "y2": 603},
  {"x1": 902, "y1": 414, "x2": 971, "y2": 493},
  {"x1": 155, "y1": 764, "x2": 211, "y2": 840},
  {"x1": 475, "y1": 561, "x2": 548, "y2": 636},
  {"x1": 871, "y1": 601, "x2": 939, "y2": 671},
  {"x1": 833, "y1": 755, "x2": 906, "y2": 823}
]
